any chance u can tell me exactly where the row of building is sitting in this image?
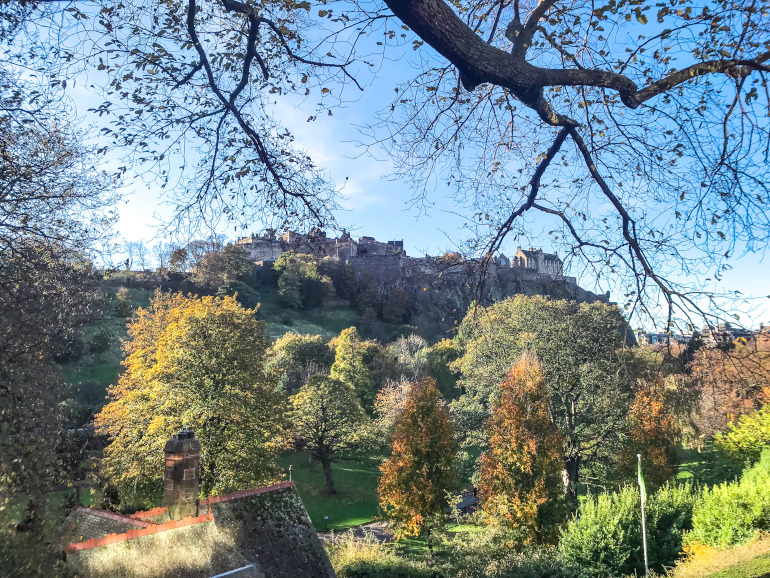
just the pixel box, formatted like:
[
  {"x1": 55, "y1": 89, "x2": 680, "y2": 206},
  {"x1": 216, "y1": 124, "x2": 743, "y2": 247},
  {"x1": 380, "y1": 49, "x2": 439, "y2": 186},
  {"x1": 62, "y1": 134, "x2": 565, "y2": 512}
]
[
  {"x1": 636, "y1": 321, "x2": 769, "y2": 347},
  {"x1": 235, "y1": 228, "x2": 569, "y2": 279}
]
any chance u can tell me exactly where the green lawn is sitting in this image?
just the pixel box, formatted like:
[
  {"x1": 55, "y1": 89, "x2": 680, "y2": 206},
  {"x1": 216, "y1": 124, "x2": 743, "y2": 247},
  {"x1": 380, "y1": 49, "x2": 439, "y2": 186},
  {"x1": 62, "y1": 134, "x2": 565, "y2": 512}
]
[
  {"x1": 709, "y1": 554, "x2": 770, "y2": 577},
  {"x1": 277, "y1": 452, "x2": 382, "y2": 531},
  {"x1": 61, "y1": 287, "x2": 156, "y2": 395}
]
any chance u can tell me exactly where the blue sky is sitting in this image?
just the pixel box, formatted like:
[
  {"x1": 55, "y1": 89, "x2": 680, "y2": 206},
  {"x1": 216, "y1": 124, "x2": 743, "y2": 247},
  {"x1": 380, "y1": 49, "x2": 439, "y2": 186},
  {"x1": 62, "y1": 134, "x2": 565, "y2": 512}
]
[{"x1": 57, "y1": 14, "x2": 770, "y2": 331}]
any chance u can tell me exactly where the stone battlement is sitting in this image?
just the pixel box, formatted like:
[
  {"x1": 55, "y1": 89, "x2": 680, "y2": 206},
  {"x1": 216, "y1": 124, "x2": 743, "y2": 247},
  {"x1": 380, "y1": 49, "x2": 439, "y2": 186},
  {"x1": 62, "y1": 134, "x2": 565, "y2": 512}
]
[{"x1": 237, "y1": 228, "x2": 567, "y2": 280}]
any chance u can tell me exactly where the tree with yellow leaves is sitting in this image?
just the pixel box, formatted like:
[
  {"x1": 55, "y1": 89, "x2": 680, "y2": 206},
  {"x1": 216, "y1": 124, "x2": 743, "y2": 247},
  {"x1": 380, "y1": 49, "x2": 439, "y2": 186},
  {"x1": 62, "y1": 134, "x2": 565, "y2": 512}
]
[
  {"x1": 95, "y1": 291, "x2": 287, "y2": 505},
  {"x1": 478, "y1": 354, "x2": 566, "y2": 544},
  {"x1": 377, "y1": 379, "x2": 456, "y2": 538}
]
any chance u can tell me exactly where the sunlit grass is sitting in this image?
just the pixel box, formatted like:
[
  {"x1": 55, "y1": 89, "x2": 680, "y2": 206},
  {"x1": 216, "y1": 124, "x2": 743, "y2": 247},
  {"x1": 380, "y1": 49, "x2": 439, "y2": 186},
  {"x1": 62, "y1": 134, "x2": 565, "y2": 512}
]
[
  {"x1": 671, "y1": 534, "x2": 770, "y2": 578},
  {"x1": 277, "y1": 452, "x2": 382, "y2": 531}
]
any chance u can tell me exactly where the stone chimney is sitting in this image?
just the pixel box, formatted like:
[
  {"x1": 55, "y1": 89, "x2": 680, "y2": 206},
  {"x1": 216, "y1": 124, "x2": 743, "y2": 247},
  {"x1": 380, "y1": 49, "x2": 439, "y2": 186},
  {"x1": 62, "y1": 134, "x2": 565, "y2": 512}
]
[{"x1": 163, "y1": 427, "x2": 201, "y2": 520}]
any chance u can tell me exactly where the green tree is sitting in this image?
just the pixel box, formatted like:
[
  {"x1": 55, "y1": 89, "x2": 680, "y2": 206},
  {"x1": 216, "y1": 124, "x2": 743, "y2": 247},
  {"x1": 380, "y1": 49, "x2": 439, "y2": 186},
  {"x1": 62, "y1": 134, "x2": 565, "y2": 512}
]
[
  {"x1": 478, "y1": 354, "x2": 566, "y2": 543},
  {"x1": 216, "y1": 279, "x2": 260, "y2": 310},
  {"x1": 713, "y1": 404, "x2": 770, "y2": 474},
  {"x1": 378, "y1": 379, "x2": 457, "y2": 538},
  {"x1": 330, "y1": 327, "x2": 377, "y2": 412},
  {"x1": 267, "y1": 332, "x2": 335, "y2": 393},
  {"x1": 95, "y1": 291, "x2": 287, "y2": 503},
  {"x1": 192, "y1": 243, "x2": 254, "y2": 288},
  {"x1": 382, "y1": 287, "x2": 411, "y2": 324},
  {"x1": 453, "y1": 295, "x2": 633, "y2": 497},
  {"x1": 289, "y1": 376, "x2": 368, "y2": 494},
  {"x1": 419, "y1": 339, "x2": 461, "y2": 400},
  {"x1": 273, "y1": 251, "x2": 331, "y2": 309}
]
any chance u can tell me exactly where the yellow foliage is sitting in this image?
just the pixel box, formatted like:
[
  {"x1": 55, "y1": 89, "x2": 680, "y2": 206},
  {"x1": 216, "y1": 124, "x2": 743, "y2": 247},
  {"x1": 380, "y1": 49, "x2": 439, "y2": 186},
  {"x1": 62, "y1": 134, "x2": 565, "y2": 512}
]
[{"x1": 95, "y1": 290, "x2": 287, "y2": 503}]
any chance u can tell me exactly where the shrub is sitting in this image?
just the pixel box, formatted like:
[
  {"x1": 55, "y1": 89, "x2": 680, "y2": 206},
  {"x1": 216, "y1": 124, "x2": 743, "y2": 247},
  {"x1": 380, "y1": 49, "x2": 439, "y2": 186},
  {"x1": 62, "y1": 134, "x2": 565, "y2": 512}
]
[
  {"x1": 558, "y1": 483, "x2": 697, "y2": 577},
  {"x1": 687, "y1": 449, "x2": 770, "y2": 547},
  {"x1": 558, "y1": 486, "x2": 641, "y2": 578},
  {"x1": 216, "y1": 280, "x2": 260, "y2": 310},
  {"x1": 326, "y1": 532, "x2": 434, "y2": 578},
  {"x1": 645, "y1": 482, "x2": 698, "y2": 569},
  {"x1": 88, "y1": 330, "x2": 113, "y2": 354},
  {"x1": 437, "y1": 525, "x2": 568, "y2": 578},
  {"x1": 114, "y1": 286, "x2": 133, "y2": 317},
  {"x1": 713, "y1": 405, "x2": 770, "y2": 471}
]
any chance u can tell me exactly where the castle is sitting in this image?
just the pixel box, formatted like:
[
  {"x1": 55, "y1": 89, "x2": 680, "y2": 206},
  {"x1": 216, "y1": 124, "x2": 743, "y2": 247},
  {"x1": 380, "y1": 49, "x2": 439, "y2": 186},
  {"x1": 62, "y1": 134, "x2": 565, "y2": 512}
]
[
  {"x1": 236, "y1": 229, "x2": 570, "y2": 280},
  {"x1": 235, "y1": 228, "x2": 404, "y2": 261}
]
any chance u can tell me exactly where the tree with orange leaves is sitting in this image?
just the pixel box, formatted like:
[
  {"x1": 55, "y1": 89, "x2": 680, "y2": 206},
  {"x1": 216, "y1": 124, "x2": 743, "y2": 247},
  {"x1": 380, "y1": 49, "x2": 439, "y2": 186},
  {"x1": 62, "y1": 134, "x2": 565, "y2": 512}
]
[
  {"x1": 688, "y1": 335, "x2": 770, "y2": 440},
  {"x1": 478, "y1": 354, "x2": 565, "y2": 543},
  {"x1": 377, "y1": 379, "x2": 457, "y2": 538},
  {"x1": 617, "y1": 378, "x2": 681, "y2": 492}
]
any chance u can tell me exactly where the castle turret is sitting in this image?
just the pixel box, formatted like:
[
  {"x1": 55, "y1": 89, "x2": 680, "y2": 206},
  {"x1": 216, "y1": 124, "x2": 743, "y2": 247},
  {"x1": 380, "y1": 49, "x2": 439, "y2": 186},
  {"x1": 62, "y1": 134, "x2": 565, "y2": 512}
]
[{"x1": 163, "y1": 427, "x2": 201, "y2": 520}]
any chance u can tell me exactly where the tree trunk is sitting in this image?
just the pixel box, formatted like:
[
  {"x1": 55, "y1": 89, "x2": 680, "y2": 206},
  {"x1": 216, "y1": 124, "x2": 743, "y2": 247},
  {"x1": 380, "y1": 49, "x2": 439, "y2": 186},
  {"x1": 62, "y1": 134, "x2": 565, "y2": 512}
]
[
  {"x1": 564, "y1": 455, "x2": 580, "y2": 499},
  {"x1": 321, "y1": 458, "x2": 335, "y2": 494}
]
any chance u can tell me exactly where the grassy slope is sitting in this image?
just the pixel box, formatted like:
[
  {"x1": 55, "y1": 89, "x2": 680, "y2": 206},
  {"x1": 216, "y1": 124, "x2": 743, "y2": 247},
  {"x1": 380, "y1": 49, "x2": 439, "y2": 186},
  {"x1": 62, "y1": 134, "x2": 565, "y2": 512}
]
[
  {"x1": 277, "y1": 453, "x2": 382, "y2": 532},
  {"x1": 60, "y1": 288, "x2": 155, "y2": 405},
  {"x1": 256, "y1": 290, "x2": 360, "y2": 342},
  {"x1": 710, "y1": 554, "x2": 770, "y2": 578},
  {"x1": 60, "y1": 285, "x2": 363, "y2": 401},
  {"x1": 673, "y1": 535, "x2": 770, "y2": 578}
]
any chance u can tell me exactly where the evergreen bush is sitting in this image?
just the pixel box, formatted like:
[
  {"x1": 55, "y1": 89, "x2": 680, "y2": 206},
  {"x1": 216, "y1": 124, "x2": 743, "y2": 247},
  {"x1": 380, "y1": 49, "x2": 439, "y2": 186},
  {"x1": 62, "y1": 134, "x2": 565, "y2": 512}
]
[
  {"x1": 687, "y1": 449, "x2": 770, "y2": 547},
  {"x1": 558, "y1": 483, "x2": 697, "y2": 577}
]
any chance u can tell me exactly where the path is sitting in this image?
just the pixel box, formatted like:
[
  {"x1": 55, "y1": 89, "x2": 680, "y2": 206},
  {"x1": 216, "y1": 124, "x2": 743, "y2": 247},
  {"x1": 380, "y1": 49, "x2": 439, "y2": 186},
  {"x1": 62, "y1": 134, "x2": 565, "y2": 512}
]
[{"x1": 318, "y1": 520, "x2": 393, "y2": 544}]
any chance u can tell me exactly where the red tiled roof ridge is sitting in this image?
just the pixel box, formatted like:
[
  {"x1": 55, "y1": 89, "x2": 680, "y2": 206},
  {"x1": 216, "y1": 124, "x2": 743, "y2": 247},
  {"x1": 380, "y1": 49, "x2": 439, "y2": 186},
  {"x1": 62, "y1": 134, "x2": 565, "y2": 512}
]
[
  {"x1": 129, "y1": 506, "x2": 168, "y2": 520},
  {"x1": 200, "y1": 480, "x2": 294, "y2": 505},
  {"x1": 67, "y1": 481, "x2": 294, "y2": 553},
  {"x1": 67, "y1": 513, "x2": 214, "y2": 552},
  {"x1": 73, "y1": 505, "x2": 154, "y2": 529}
]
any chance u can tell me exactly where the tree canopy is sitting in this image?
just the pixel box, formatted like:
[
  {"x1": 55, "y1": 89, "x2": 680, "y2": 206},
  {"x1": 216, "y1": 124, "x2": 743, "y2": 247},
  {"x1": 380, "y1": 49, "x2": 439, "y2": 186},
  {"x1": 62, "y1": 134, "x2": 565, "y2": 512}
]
[
  {"x1": 453, "y1": 295, "x2": 633, "y2": 495},
  {"x1": 289, "y1": 376, "x2": 368, "y2": 493},
  {"x1": 95, "y1": 291, "x2": 287, "y2": 502},
  {"x1": 378, "y1": 379, "x2": 457, "y2": 537},
  {"x1": 478, "y1": 354, "x2": 566, "y2": 543}
]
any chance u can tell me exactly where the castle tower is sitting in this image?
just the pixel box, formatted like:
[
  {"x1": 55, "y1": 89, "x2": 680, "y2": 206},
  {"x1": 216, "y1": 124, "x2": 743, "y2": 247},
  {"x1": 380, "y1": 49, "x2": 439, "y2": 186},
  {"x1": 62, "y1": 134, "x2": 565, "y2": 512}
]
[{"x1": 163, "y1": 427, "x2": 201, "y2": 520}]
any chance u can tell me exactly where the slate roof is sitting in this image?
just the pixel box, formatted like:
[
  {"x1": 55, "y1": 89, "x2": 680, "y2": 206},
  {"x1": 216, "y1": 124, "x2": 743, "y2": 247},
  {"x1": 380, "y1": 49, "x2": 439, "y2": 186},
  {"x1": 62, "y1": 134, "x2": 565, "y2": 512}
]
[
  {"x1": 64, "y1": 482, "x2": 335, "y2": 578},
  {"x1": 66, "y1": 506, "x2": 150, "y2": 542}
]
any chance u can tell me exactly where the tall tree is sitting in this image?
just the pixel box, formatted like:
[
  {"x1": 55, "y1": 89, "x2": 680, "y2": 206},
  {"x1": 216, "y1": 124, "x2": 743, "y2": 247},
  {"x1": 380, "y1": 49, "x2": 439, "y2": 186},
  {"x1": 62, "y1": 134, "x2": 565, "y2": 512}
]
[
  {"x1": 0, "y1": 72, "x2": 115, "y2": 575},
  {"x1": 378, "y1": 379, "x2": 457, "y2": 538},
  {"x1": 616, "y1": 377, "x2": 681, "y2": 492},
  {"x1": 273, "y1": 251, "x2": 331, "y2": 309},
  {"x1": 688, "y1": 335, "x2": 770, "y2": 439},
  {"x1": 192, "y1": 243, "x2": 255, "y2": 288},
  {"x1": 330, "y1": 327, "x2": 377, "y2": 412},
  {"x1": 453, "y1": 295, "x2": 633, "y2": 497},
  {"x1": 289, "y1": 376, "x2": 368, "y2": 494},
  {"x1": 478, "y1": 354, "x2": 566, "y2": 543},
  {"x1": 95, "y1": 291, "x2": 287, "y2": 502}
]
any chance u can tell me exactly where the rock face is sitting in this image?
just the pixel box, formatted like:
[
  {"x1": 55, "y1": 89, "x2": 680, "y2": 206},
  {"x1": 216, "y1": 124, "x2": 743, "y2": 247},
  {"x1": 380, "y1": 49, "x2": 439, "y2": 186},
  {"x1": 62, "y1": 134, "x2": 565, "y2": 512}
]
[{"x1": 344, "y1": 254, "x2": 609, "y2": 330}]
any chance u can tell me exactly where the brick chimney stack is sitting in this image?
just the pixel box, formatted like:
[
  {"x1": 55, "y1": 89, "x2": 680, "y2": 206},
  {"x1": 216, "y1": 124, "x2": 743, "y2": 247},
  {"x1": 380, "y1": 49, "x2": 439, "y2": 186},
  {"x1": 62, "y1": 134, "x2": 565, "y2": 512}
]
[{"x1": 163, "y1": 427, "x2": 201, "y2": 520}]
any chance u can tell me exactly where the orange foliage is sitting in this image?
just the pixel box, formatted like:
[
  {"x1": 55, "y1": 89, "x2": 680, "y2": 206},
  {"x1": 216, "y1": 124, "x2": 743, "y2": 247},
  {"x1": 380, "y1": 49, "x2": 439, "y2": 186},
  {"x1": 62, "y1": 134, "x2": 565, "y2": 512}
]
[
  {"x1": 478, "y1": 354, "x2": 565, "y2": 543},
  {"x1": 618, "y1": 378, "x2": 681, "y2": 491},
  {"x1": 688, "y1": 335, "x2": 770, "y2": 439},
  {"x1": 377, "y1": 379, "x2": 456, "y2": 537}
]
